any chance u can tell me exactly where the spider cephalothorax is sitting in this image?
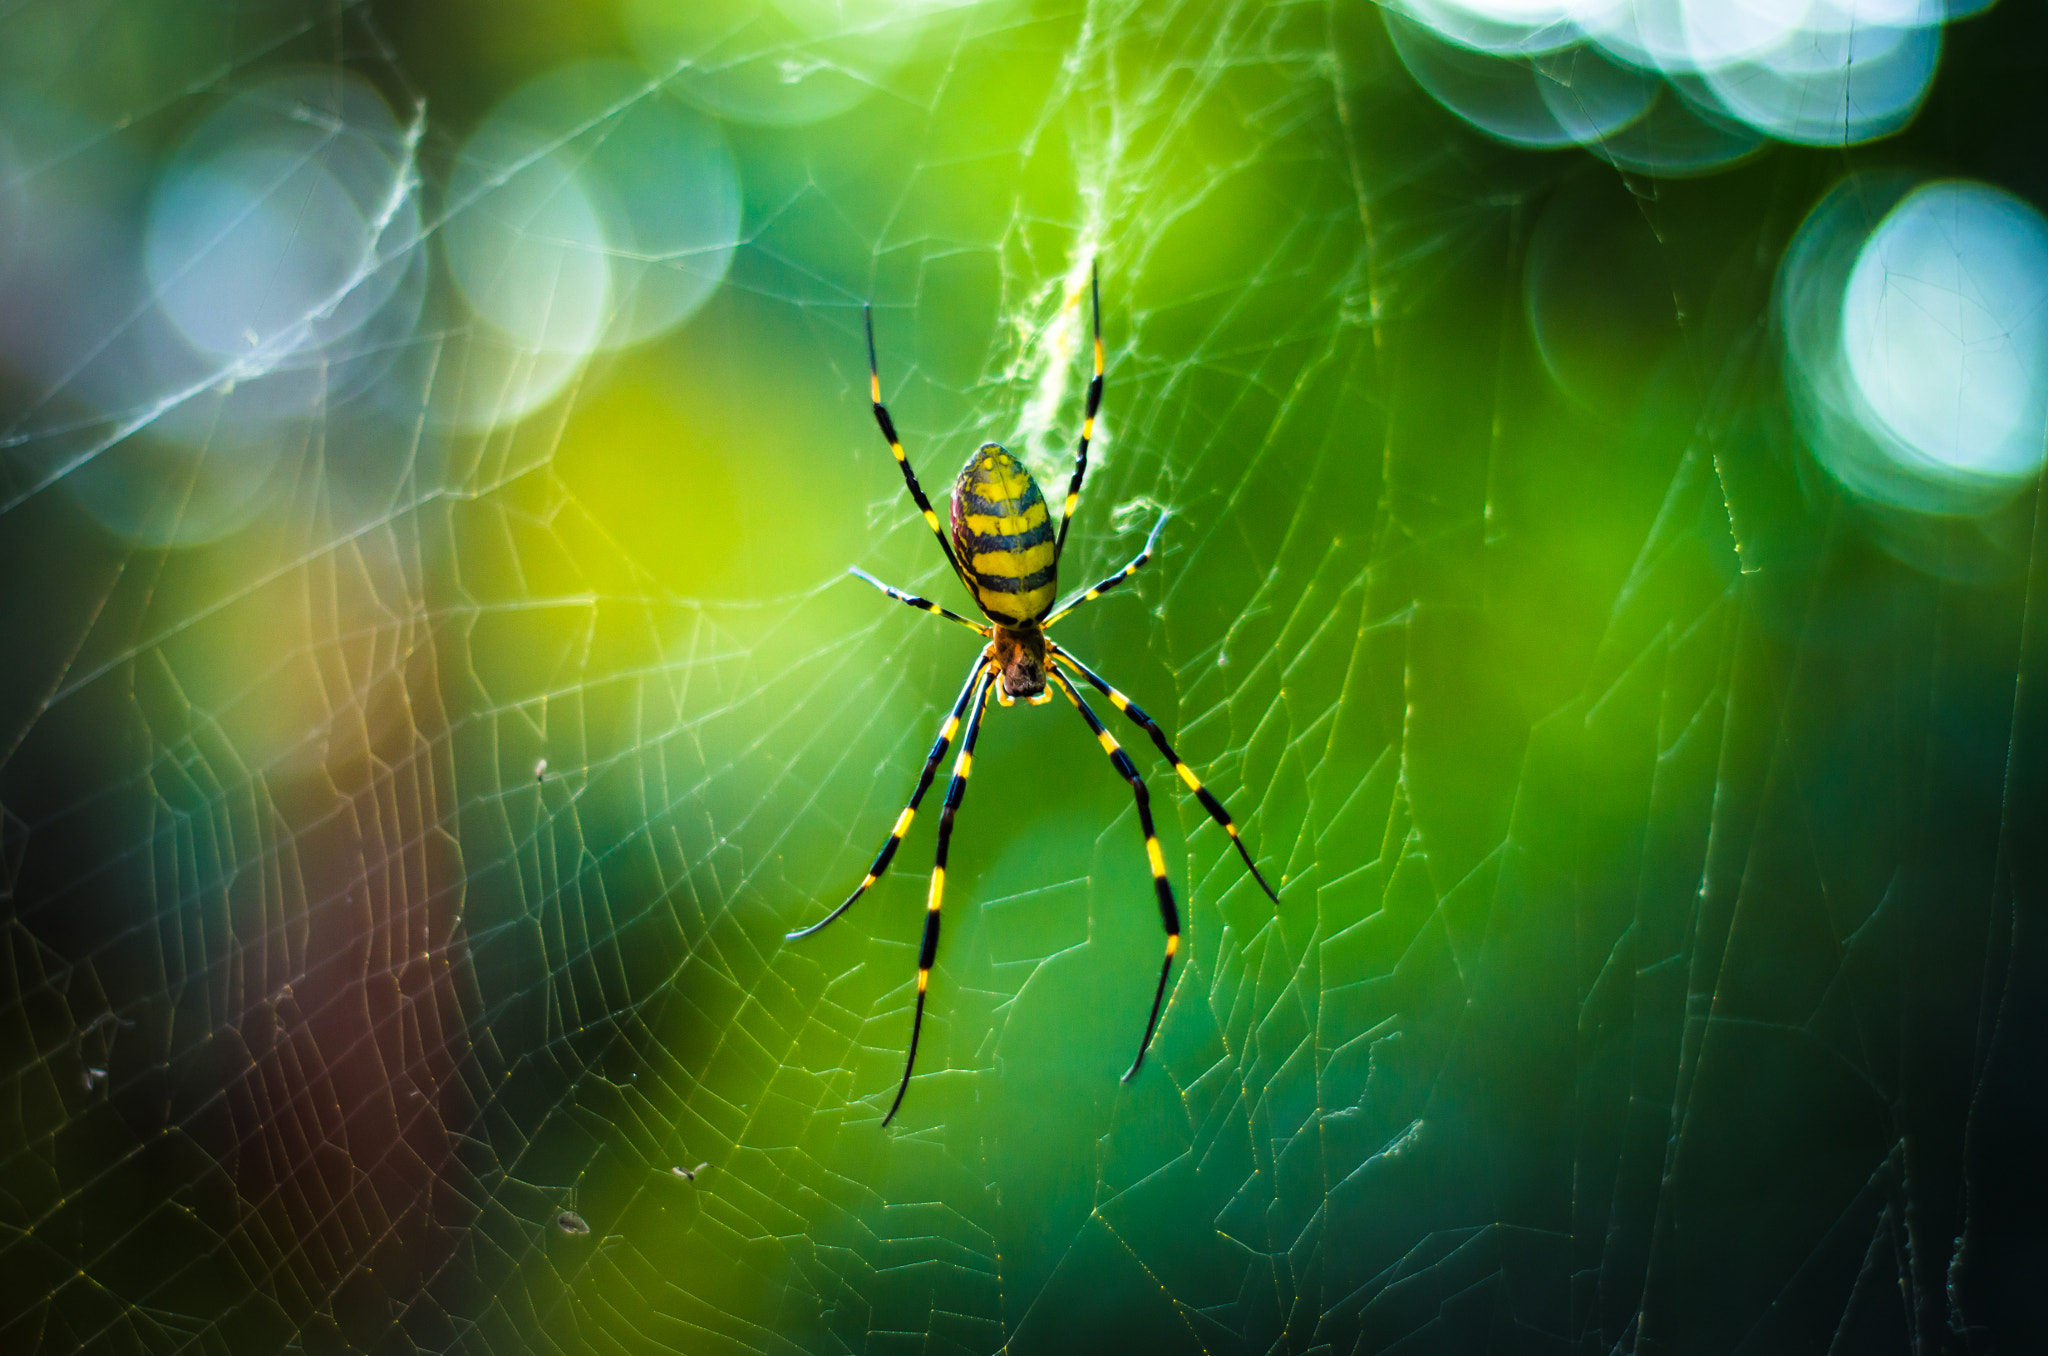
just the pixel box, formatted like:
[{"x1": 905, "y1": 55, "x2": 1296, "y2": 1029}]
[
  {"x1": 788, "y1": 264, "x2": 1282, "y2": 1126},
  {"x1": 989, "y1": 623, "x2": 1047, "y2": 703}
]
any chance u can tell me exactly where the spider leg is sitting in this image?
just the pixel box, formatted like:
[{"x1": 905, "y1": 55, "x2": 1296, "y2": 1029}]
[
  {"x1": 884, "y1": 663, "x2": 996, "y2": 1126},
  {"x1": 786, "y1": 650, "x2": 992, "y2": 941},
  {"x1": 1043, "y1": 509, "x2": 1167, "y2": 627},
  {"x1": 1045, "y1": 665, "x2": 1179, "y2": 1083},
  {"x1": 848, "y1": 567, "x2": 990, "y2": 635},
  {"x1": 1054, "y1": 259, "x2": 1104, "y2": 562},
  {"x1": 1047, "y1": 643, "x2": 1279, "y2": 905},
  {"x1": 866, "y1": 305, "x2": 971, "y2": 590}
]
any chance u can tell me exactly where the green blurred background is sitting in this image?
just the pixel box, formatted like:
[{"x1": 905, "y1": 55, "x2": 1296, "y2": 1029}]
[{"x1": 4, "y1": 0, "x2": 2047, "y2": 1351}]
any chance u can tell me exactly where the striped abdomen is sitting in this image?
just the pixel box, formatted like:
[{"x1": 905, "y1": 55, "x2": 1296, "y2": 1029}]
[{"x1": 951, "y1": 443, "x2": 1057, "y2": 623}]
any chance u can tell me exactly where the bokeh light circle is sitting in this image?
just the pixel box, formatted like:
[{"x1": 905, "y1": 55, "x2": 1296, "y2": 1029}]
[
  {"x1": 61, "y1": 418, "x2": 289, "y2": 549},
  {"x1": 1393, "y1": 0, "x2": 1974, "y2": 162},
  {"x1": 1584, "y1": 0, "x2": 1812, "y2": 75},
  {"x1": 148, "y1": 150, "x2": 371, "y2": 361},
  {"x1": 413, "y1": 325, "x2": 600, "y2": 435},
  {"x1": 443, "y1": 127, "x2": 613, "y2": 358},
  {"x1": 486, "y1": 62, "x2": 740, "y2": 351},
  {"x1": 1842, "y1": 180, "x2": 2048, "y2": 482},
  {"x1": 1387, "y1": 11, "x2": 1640, "y2": 149},
  {"x1": 1524, "y1": 176, "x2": 1681, "y2": 417},
  {"x1": 1698, "y1": 16, "x2": 1939, "y2": 146},
  {"x1": 1392, "y1": 0, "x2": 1625, "y2": 56},
  {"x1": 1582, "y1": 83, "x2": 1763, "y2": 176},
  {"x1": 1532, "y1": 44, "x2": 1659, "y2": 144},
  {"x1": 144, "y1": 69, "x2": 423, "y2": 374},
  {"x1": 7, "y1": 70, "x2": 423, "y2": 547},
  {"x1": 436, "y1": 61, "x2": 741, "y2": 429},
  {"x1": 1779, "y1": 173, "x2": 2048, "y2": 526}
]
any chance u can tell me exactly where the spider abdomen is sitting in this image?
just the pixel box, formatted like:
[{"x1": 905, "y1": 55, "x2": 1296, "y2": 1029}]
[{"x1": 951, "y1": 443, "x2": 1058, "y2": 624}]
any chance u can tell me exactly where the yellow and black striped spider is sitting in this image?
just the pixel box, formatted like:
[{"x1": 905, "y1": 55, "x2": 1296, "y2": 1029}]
[{"x1": 787, "y1": 266, "x2": 1280, "y2": 1125}]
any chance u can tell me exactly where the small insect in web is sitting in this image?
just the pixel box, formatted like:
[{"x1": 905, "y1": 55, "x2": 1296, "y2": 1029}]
[{"x1": 786, "y1": 263, "x2": 1282, "y2": 1125}]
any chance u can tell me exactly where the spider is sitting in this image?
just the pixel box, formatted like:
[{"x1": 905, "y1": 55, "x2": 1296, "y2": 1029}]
[{"x1": 786, "y1": 265, "x2": 1281, "y2": 1125}]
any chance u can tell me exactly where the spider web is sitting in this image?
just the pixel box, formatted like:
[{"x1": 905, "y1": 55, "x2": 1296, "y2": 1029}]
[{"x1": 3, "y1": 0, "x2": 2046, "y2": 1352}]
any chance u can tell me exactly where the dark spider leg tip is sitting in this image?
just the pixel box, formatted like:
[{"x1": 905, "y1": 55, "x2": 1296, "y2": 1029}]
[
  {"x1": 1245, "y1": 856, "x2": 1282, "y2": 906},
  {"x1": 785, "y1": 894, "x2": 856, "y2": 940},
  {"x1": 783, "y1": 901, "x2": 851, "y2": 942},
  {"x1": 881, "y1": 972, "x2": 934, "y2": 1127},
  {"x1": 1121, "y1": 951, "x2": 1173, "y2": 1083}
]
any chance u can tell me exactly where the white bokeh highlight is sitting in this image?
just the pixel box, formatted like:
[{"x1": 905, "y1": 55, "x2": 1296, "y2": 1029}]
[
  {"x1": 443, "y1": 131, "x2": 615, "y2": 357},
  {"x1": 148, "y1": 150, "x2": 370, "y2": 360},
  {"x1": 1389, "y1": 0, "x2": 1982, "y2": 169},
  {"x1": 1779, "y1": 173, "x2": 2048, "y2": 533},
  {"x1": 1842, "y1": 181, "x2": 2048, "y2": 481},
  {"x1": 435, "y1": 61, "x2": 741, "y2": 430},
  {"x1": 146, "y1": 70, "x2": 423, "y2": 384},
  {"x1": 34, "y1": 69, "x2": 427, "y2": 546}
]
